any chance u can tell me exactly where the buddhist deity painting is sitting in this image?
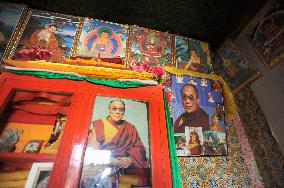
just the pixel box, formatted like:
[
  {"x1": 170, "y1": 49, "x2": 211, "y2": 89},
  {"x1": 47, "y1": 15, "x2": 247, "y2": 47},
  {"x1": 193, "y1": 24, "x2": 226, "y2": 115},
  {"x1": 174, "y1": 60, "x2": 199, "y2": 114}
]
[
  {"x1": 169, "y1": 75, "x2": 227, "y2": 156},
  {"x1": 247, "y1": 5, "x2": 283, "y2": 69},
  {"x1": 11, "y1": 10, "x2": 80, "y2": 63},
  {"x1": 80, "y1": 95, "x2": 151, "y2": 187},
  {"x1": 0, "y1": 3, "x2": 27, "y2": 61},
  {"x1": 214, "y1": 39, "x2": 260, "y2": 93},
  {"x1": 175, "y1": 36, "x2": 212, "y2": 73},
  {"x1": 75, "y1": 19, "x2": 129, "y2": 60},
  {"x1": 129, "y1": 26, "x2": 171, "y2": 67}
]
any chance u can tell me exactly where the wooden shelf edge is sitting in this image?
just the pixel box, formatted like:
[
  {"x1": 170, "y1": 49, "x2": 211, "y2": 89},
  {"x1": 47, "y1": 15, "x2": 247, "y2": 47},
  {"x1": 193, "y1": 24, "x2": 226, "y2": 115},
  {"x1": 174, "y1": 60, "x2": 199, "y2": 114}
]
[{"x1": 0, "y1": 152, "x2": 56, "y2": 162}]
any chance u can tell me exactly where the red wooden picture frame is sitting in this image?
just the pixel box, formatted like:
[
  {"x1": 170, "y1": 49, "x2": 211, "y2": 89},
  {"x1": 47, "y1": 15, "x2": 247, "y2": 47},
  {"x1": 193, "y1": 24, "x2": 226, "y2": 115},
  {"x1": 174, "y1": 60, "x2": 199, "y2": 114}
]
[{"x1": 0, "y1": 72, "x2": 172, "y2": 188}]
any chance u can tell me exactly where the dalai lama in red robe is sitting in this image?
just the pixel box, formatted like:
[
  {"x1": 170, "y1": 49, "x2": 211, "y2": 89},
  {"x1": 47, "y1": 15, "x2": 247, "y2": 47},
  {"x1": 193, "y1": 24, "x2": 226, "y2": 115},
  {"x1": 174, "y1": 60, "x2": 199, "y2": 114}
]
[{"x1": 87, "y1": 99, "x2": 150, "y2": 187}]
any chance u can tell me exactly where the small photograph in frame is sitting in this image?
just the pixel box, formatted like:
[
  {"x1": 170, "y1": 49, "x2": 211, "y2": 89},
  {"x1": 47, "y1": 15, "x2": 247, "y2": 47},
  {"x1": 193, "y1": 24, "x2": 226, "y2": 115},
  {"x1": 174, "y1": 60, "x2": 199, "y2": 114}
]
[
  {"x1": 129, "y1": 26, "x2": 171, "y2": 67},
  {"x1": 25, "y1": 162, "x2": 53, "y2": 188},
  {"x1": 80, "y1": 96, "x2": 151, "y2": 188},
  {"x1": 175, "y1": 35, "x2": 212, "y2": 73},
  {"x1": 168, "y1": 74, "x2": 228, "y2": 157},
  {"x1": 214, "y1": 39, "x2": 260, "y2": 94},
  {"x1": 10, "y1": 9, "x2": 80, "y2": 63},
  {"x1": 75, "y1": 19, "x2": 129, "y2": 61},
  {"x1": 0, "y1": 2, "x2": 27, "y2": 61},
  {"x1": 247, "y1": 2, "x2": 283, "y2": 69},
  {"x1": 22, "y1": 140, "x2": 43, "y2": 153}
]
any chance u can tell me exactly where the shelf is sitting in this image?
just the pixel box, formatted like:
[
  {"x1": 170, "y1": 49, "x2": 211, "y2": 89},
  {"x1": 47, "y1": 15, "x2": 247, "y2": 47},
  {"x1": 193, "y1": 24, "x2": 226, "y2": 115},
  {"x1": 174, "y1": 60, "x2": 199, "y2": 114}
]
[{"x1": 0, "y1": 152, "x2": 56, "y2": 162}]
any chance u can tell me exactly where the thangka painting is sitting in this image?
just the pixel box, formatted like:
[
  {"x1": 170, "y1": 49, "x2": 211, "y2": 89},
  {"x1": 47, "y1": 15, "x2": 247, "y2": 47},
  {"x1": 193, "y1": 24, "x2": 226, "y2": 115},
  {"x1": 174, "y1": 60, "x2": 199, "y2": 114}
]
[
  {"x1": 175, "y1": 35, "x2": 212, "y2": 73},
  {"x1": 215, "y1": 39, "x2": 260, "y2": 94},
  {"x1": 169, "y1": 75, "x2": 227, "y2": 156},
  {"x1": 75, "y1": 19, "x2": 128, "y2": 62},
  {"x1": 0, "y1": 3, "x2": 27, "y2": 61},
  {"x1": 9, "y1": 10, "x2": 80, "y2": 63},
  {"x1": 247, "y1": 3, "x2": 284, "y2": 69},
  {"x1": 129, "y1": 26, "x2": 171, "y2": 67}
]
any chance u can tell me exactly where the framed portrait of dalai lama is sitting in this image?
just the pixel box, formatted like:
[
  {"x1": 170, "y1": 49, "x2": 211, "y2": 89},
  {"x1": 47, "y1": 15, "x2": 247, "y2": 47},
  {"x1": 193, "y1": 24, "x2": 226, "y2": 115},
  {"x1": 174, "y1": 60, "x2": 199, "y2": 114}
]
[
  {"x1": 80, "y1": 96, "x2": 150, "y2": 188},
  {"x1": 169, "y1": 74, "x2": 228, "y2": 156},
  {"x1": 59, "y1": 84, "x2": 172, "y2": 188}
]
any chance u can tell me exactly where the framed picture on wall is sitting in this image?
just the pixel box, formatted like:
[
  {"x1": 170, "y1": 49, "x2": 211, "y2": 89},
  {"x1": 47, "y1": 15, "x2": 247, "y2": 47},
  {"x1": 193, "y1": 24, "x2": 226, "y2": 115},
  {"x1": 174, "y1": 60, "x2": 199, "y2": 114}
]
[
  {"x1": 168, "y1": 74, "x2": 228, "y2": 156},
  {"x1": 80, "y1": 96, "x2": 151, "y2": 187},
  {"x1": 247, "y1": 2, "x2": 283, "y2": 69},
  {"x1": 214, "y1": 39, "x2": 260, "y2": 94},
  {"x1": 0, "y1": 2, "x2": 27, "y2": 61}
]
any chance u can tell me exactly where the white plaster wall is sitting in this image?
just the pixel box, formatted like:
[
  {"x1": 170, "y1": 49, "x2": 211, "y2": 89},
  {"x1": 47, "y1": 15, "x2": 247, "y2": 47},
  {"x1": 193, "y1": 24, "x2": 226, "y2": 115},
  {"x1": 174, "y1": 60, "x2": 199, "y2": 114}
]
[{"x1": 234, "y1": 0, "x2": 284, "y2": 154}]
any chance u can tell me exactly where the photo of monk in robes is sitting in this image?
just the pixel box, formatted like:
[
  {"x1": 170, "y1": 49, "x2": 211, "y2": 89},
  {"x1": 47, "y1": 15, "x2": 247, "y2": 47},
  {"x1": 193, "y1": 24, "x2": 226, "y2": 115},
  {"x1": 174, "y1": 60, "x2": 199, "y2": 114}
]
[{"x1": 80, "y1": 96, "x2": 151, "y2": 188}]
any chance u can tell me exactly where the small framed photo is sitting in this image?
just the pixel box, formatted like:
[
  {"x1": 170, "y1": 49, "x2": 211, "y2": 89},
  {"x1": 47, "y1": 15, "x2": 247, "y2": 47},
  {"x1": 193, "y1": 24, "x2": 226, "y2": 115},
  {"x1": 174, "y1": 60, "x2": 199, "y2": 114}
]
[
  {"x1": 22, "y1": 140, "x2": 43, "y2": 153},
  {"x1": 25, "y1": 162, "x2": 53, "y2": 188}
]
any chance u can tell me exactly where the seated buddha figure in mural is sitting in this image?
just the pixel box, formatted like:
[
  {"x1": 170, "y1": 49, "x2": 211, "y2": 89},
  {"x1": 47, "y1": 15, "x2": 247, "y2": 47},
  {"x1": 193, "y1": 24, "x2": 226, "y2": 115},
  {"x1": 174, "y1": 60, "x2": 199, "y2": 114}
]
[
  {"x1": 19, "y1": 23, "x2": 65, "y2": 63},
  {"x1": 138, "y1": 32, "x2": 166, "y2": 58},
  {"x1": 91, "y1": 27, "x2": 113, "y2": 57},
  {"x1": 184, "y1": 49, "x2": 205, "y2": 72}
]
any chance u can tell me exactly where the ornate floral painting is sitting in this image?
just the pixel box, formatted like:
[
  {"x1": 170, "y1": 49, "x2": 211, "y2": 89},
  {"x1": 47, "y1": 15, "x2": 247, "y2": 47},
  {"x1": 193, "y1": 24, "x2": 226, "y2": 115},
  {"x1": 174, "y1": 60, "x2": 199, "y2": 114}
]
[
  {"x1": 75, "y1": 19, "x2": 129, "y2": 62},
  {"x1": 169, "y1": 75, "x2": 227, "y2": 156},
  {"x1": 129, "y1": 26, "x2": 171, "y2": 67},
  {"x1": 247, "y1": 3, "x2": 284, "y2": 69},
  {"x1": 214, "y1": 39, "x2": 260, "y2": 94},
  {"x1": 9, "y1": 10, "x2": 80, "y2": 63},
  {"x1": 0, "y1": 2, "x2": 27, "y2": 61},
  {"x1": 175, "y1": 35, "x2": 212, "y2": 73}
]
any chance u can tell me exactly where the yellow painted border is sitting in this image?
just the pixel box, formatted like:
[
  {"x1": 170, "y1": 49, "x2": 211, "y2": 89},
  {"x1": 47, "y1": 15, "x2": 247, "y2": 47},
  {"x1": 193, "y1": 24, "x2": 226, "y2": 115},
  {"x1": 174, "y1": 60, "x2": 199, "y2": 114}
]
[{"x1": 4, "y1": 60, "x2": 154, "y2": 80}]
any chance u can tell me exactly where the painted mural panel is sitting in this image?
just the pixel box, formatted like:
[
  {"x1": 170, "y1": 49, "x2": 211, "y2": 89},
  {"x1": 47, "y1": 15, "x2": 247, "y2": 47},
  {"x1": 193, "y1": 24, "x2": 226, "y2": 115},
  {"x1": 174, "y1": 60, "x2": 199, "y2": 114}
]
[
  {"x1": 10, "y1": 10, "x2": 80, "y2": 63},
  {"x1": 0, "y1": 3, "x2": 27, "y2": 61},
  {"x1": 75, "y1": 19, "x2": 128, "y2": 60},
  {"x1": 175, "y1": 36, "x2": 212, "y2": 73},
  {"x1": 130, "y1": 26, "x2": 171, "y2": 67}
]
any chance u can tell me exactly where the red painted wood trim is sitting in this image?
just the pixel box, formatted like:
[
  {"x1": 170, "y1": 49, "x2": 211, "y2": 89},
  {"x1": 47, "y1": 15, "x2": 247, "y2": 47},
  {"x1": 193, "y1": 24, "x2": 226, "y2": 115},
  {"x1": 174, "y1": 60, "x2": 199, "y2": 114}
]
[{"x1": 0, "y1": 72, "x2": 172, "y2": 188}]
